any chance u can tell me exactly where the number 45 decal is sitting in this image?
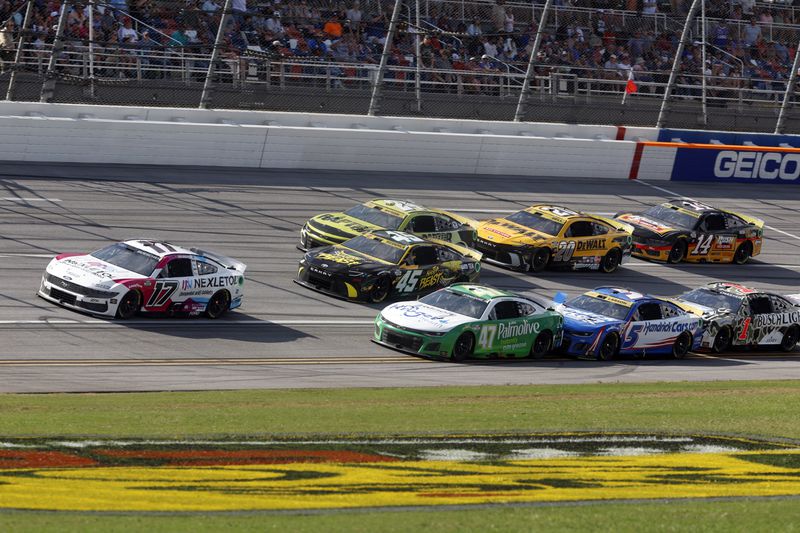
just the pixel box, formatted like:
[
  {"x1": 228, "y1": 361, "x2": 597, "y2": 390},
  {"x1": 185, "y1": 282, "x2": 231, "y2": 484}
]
[
  {"x1": 692, "y1": 234, "x2": 714, "y2": 255},
  {"x1": 396, "y1": 270, "x2": 422, "y2": 293}
]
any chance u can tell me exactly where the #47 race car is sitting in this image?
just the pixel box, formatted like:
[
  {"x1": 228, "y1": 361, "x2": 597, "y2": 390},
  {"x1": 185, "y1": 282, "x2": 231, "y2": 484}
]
[
  {"x1": 38, "y1": 239, "x2": 246, "y2": 319},
  {"x1": 295, "y1": 231, "x2": 481, "y2": 303},
  {"x1": 374, "y1": 284, "x2": 563, "y2": 361}
]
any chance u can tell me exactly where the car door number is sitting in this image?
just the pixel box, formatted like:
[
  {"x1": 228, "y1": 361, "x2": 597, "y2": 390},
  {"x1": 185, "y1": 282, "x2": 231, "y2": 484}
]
[
  {"x1": 553, "y1": 241, "x2": 576, "y2": 262},
  {"x1": 146, "y1": 281, "x2": 179, "y2": 307},
  {"x1": 692, "y1": 234, "x2": 714, "y2": 255},
  {"x1": 396, "y1": 269, "x2": 422, "y2": 293},
  {"x1": 478, "y1": 324, "x2": 497, "y2": 350}
]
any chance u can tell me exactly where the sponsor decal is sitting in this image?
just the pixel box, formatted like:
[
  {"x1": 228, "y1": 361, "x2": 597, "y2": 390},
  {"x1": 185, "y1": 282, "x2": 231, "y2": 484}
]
[
  {"x1": 316, "y1": 251, "x2": 364, "y2": 266},
  {"x1": 62, "y1": 259, "x2": 115, "y2": 279},
  {"x1": 752, "y1": 311, "x2": 800, "y2": 329},
  {"x1": 715, "y1": 235, "x2": 735, "y2": 250},
  {"x1": 484, "y1": 226, "x2": 512, "y2": 239},
  {"x1": 672, "y1": 148, "x2": 800, "y2": 184},
  {"x1": 181, "y1": 276, "x2": 238, "y2": 290},
  {"x1": 497, "y1": 320, "x2": 540, "y2": 339},
  {"x1": 417, "y1": 267, "x2": 444, "y2": 290},
  {"x1": 316, "y1": 214, "x2": 372, "y2": 233},
  {"x1": 576, "y1": 239, "x2": 605, "y2": 251},
  {"x1": 617, "y1": 214, "x2": 674, "y2": 235},
  {"x1": 639, "y1": 320, "x2": 697, "y2": 335},
  {"x1": 391, "y1": 304, "x2": 453, "y2": 323}
]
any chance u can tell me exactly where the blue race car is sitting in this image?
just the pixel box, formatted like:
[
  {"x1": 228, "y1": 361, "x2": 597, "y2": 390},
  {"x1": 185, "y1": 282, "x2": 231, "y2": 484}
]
[{"x1": 554, "y1": 286, "x2": 703, "y2": 360}]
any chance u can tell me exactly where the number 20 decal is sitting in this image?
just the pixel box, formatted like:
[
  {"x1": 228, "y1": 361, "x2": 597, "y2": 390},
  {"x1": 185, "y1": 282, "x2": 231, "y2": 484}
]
[
  {"x1": 552, "y1": 241, "x2": 576, "y2": 262},
  {"x1": 692, "y1": 234, "x2": 714, "y2": 255}
]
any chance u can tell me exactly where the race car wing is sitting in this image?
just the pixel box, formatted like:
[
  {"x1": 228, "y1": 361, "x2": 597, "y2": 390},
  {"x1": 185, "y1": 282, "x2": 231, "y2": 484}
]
[
  {"x1": 587, "y1": 214, "x2": 635, "y2": 234},
  {"x1": 723, "y1": 209, "x2": 765, "y2": 229},
  {"x1": 191, "y1": 248, "x2": 247, "y2": 273},
  {"x1": 428, "y1": 238, "x2": 483, "y2": 262}
]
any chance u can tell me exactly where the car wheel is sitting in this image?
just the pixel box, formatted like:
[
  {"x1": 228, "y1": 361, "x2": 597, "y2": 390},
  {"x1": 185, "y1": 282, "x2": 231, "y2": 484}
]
[
  {"x1": 368, "y1": 276, "x2": 392, "y2": 303},
  {"x1": 529, "y1": 248, "x2": 551, "y2": 273},
  {"x1": 733, "y1": 242, "x2": 753, "y2": 265},
  {"x1": 672, "y1": 331, "x2": 693, "y2": 359},
  {"x1": 712, "y1": 326, "x2": 732, "y2": 354},
  {"x1": 667, "y1": 240, "x2": 686, "y2": 264},
  {"x1": 452, "y1": 332, "x2": 475, "y2": 362},
  {"x1": 600, "y1": 248, "x2": 622, "y2": 273},
  {"x1": 205, "y1": 290, "x2": 231, "y2": 319},
  {"x1": 116, "y1": 290, "x2": 141, "y2": 320},
  {"x1": 529, "y1": 330, "x2": 553, "y2": 359},
  {"x1": 597, "y1": 333, "x2": 619, "y2": 361},
  {"x1": 780, "y1": 326, "x2": 800, "y2": 352}
]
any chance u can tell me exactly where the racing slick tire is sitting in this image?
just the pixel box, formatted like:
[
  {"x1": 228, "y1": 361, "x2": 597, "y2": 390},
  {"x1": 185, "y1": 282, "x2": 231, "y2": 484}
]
[
  {"x1": 733, "y1": 242, "x2": 753, "y2": 265},
  {"x1": 205, "y1": 290, "x2": 231, "y2": 319},
  {"x1": 115, "y1": 290, "x2": 141, "y2": 320},
  {"x1": 529, "y1": 330, "x2": 553, "y2": 359},
  {"x1": 452, "y1": 332, "x2": 475, "y2": 362},
  {"x1": 667, "y1": 240, "x2": 687, "y2": 264},
  {"x1": 672, "y1": 331, "x2": 693, "y2": 359},
  {"x1": 368, "y1": 276, "x2": 392, "y2": 304},
  {"x1": 712, "y1": 326, "x2": 733, "y2": 354},
  {"x1": 597, "y1": 333, "x2": 619, "y2": 361},
  {"x1": 780, "y1": 326, "x2": 800, "y2": 352},
  {"x1": 528, "y1": 248, "x2": 551, "y2": 273},
  {"x1": 600, "y1": 248, "x2": 623, "y2": 274}
]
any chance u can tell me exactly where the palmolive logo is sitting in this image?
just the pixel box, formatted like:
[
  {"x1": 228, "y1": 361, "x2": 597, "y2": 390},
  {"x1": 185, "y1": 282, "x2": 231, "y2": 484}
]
[{"x1": 713, "y1": 150, "x2": 800, "y2": 180}]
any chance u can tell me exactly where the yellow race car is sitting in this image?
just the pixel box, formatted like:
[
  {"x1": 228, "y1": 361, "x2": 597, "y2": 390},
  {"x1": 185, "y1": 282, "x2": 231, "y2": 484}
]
[
  {"x1": 474, "y1": 204, "x2": 634, "y2": 273},
  {"x1": 299, "y1": 199, "x2": 478, "y2": 251}
]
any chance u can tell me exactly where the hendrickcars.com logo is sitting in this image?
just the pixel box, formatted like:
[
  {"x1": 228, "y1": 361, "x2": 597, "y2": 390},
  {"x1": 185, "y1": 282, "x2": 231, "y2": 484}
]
[{"x1": 713, "y1": 150, "x2": 800, "y2": 180}]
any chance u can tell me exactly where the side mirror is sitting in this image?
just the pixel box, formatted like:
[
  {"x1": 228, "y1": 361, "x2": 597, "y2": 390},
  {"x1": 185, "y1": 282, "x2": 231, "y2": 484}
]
[{"x1": 553, "y1": 292, "x2": 568, "y2": 305}]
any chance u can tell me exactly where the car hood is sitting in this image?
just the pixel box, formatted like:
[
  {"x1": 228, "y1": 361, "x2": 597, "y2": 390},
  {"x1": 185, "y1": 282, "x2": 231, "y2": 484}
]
[
  {"x1": 47, "y1": 255, "x2": 146, "y2": 288},
  {"x1": 381, "y1": 301, "x2": 476, "y2": 333},
  {"x1": 615, "y1": 213, "x2": 683, "y2": 238},
  {"x1": 555, "y1": 304, "x2": 620, "y2": 331},
  {"x1": 307, "y1": 212, "x2": 383, "y2": 239},
  {"x1": 477, "y1": 219, "x2": 552, "y2": 246},
  {"x1": 305, "y1": 245, "x2": 390, "y2": 274}
]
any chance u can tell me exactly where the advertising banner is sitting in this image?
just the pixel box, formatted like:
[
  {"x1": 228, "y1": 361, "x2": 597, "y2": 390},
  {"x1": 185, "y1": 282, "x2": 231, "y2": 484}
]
[{"x1": 671, "y1": 147, "x2": 800, "y2": 184}]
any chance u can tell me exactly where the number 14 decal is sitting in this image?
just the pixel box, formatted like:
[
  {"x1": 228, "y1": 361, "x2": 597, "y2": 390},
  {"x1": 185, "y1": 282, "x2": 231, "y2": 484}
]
[{"x1": 692, "y1": 234, "x2": 714, "y2": 255}]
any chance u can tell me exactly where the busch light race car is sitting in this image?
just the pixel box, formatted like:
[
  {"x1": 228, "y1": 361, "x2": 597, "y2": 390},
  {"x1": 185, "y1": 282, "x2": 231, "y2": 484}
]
[
  {"x1": 299, "y1": 199, "x2": 478, "y2": 251},
  {"x1": 474, "y1": 204, "x2": 633, "y2": 273},
  {"x1": 615, "y1": 199, "x2": 763, "y2": 264},
  {"x1": 38, "y1": 239, "x2": 246, "y2": 319},
  {"x1": 296, "y1": 231, "x2": 481, "y2": 303},
  {"x1": 555, "y1": 287, "x2": 703, "y2": 360},
  {"x1": 670, "y1": 282, "x2": 800, "y2": 353},
  {"x1": 374, "y1": 284, "x2": 563, "y2": 361}
]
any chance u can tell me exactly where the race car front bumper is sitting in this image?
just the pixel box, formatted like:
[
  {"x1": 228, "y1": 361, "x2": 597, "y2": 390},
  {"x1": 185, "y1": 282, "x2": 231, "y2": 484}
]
[
  {"x1": 473, "y1": 239, "x2": 528, "y2": 271},
  {"x1": 37, "y1": 274, "x2": 119, "y2": 318},
  {"x1": 372, "y1": 317, "x2": 451, "y2": 359},
  {"x1": 632, "y1": 242, "x2": 672, "y2": 261}
]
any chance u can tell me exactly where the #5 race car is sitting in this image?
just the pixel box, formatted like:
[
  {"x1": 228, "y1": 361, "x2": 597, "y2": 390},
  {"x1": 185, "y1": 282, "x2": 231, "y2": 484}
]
[
  {"x1": 38, "y1": 239, "x2": 246, "y2": 319},
  {"x1": 295, "y1": 230, "x2": 481, "y2": 303},
  {"x1": 299, "y1": 199, "x2": 478, "y2": 251},
  {"x1": 374, "y1": 284, "x2": 563, "y2": 361},
  {"x1": 615, "y1": 199, "x2": 764, "y2": 264},
  {"x1": 554, "y1": 287, "x2": 703, "y2": 360},
  {"x1": 669, "y1": 282, "x2": 800, "y2": 353},
  {"x1": 474, "y1": 204, "x2": 633, "y2": 273}
]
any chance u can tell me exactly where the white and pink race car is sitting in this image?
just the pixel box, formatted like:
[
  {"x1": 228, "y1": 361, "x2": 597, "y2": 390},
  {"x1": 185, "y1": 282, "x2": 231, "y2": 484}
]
[{"x1": 38, "y1": 239, "x2": 246, "y2": 319}]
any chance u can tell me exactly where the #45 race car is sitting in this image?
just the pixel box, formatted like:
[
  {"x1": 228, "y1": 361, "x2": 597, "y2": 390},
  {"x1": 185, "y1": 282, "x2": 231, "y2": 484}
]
[
  {"x1": 374, "y1": 284, "x2": 563, "y2": 361},
  {"x1": 38, "y1": 239, "x2": 246, "y2": 319}
]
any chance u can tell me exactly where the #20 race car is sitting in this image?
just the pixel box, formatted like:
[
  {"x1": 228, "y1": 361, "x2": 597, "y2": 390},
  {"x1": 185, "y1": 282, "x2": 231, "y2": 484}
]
[
  {"x1": 474, "y1": 204, "x2": 633, "y2": 273},
  {"x1": 374, "y1": 284, "x2": 563, "y2": 361},
  {"x1": 615, "y1": 199, "x2": 764, "y2": 264},
  {"x1": 295, "y1": 230, "x2": 481, "y2": 303},
  {"x1": 299, "y1": 199, "x2": 478, "y2": 251},
  {"x1": 670, "y1": 282, "x2": 800, "y2": 353},
  {"x1": 38, "y1": 239, "x2": 246, "y2": 319},
  {"x1": 555, "y1": 287, "x2": 703, "y2": 360}
]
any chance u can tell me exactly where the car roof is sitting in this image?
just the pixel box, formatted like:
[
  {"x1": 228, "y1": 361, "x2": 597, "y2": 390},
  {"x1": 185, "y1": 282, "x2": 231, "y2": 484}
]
[
  {"x1": 664, "y1": 199, "x2": 719, "y2": 213},
  {"x1": 705, "y1": 281, "x2": 759, "y2": 296},
  {"x1": 524, "y1": 204, "x2": 582, "y2": 222},
  {"x1": 366, "y1": 199, "x2": 428, "y2": 216},
  {"x1": 448, "y1": 284, "x2": 520, "y2": 301},
  {"x1": 589, "y1": 286, "x2": 650, "y2": 304},
  {"x1": 123, "y1": 239, "x2": 194, "y2": 258}
]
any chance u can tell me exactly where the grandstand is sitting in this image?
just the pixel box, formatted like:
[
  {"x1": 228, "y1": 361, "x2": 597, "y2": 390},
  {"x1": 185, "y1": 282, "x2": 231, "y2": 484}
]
[{"x1": 1, "y1": 0, "x2": 799, "y2": 131}]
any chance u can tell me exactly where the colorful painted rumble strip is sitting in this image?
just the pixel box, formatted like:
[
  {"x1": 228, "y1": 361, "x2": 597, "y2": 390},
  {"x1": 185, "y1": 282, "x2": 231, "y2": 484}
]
[{"x1": 1, "y1": 434, "x2": 799, "y2": 512}]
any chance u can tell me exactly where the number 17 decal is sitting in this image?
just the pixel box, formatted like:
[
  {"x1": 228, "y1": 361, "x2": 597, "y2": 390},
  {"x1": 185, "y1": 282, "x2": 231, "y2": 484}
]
[{"x1": 146, "y1": 281, "x2": 179, "y2": 307}]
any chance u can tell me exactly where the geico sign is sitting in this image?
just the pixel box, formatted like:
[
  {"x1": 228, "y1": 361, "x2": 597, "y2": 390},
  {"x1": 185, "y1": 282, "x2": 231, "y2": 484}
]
[{"x1": 714, "y1": 150, "x2": 800, "y2": 180}]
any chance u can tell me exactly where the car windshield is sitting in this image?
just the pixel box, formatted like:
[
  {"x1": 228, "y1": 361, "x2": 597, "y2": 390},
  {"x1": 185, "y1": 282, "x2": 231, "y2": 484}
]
[
  {"x1": 343, "y1": 236, "x2": 406, "y2": 264},
  {"x1": 90, "y1": 243, "x2": 159, "y2": 276},
  {"x1": 420, "y1": 289, "x2": 488, "y2": 319},
  {"x1": 344, "y1": 204, "x2": 404, "y2": 230},
  {"x1": 643, "y1": 205, "x2": 699, "y2": 229},
  {"x1": 565, "y1": 294, "x2": 630, "y2": 320},
  {"x1": 679, "y1": 288, "x2": 742, "y2": 312},
  {"x1": 506, "y1": 210, "x2": 563, "y2": 236}
]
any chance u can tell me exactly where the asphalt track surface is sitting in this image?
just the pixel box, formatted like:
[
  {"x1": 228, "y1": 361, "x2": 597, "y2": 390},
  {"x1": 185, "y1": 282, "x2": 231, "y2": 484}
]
[{"x1": 1, "y1": 162, "x2": 799, "y2": 393}]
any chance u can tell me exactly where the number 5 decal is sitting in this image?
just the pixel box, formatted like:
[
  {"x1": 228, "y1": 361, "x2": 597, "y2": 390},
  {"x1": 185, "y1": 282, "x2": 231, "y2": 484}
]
[
  {"x1": 692, "y1": 234, "x2": 714, "y2": 255},
  {"x1": 396, "y1": 270, "x2": 422, "y2": 293},
  {"x1": 552, "y1": 241, "x2": 576, "y2": 262},
  {"x1": 146, "y1": 281, "x2": 179, "y2": 307}
]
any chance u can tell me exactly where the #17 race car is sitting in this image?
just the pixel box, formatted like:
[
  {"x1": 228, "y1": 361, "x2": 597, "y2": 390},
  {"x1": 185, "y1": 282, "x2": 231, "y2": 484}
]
[
  {"x1": 295, "y1": 230, "x2": 481, "y2": 303},
  {"x1": 299, "y1": 199, "x2": 478, "y2": 251},
  {"x1": 670, "y1": 282, "x2": 800, "y2": 353},
  {"x1": 38, "y1": 239, "x2": 246, "y2": 319},
  {"x1": 555, "y1": 287, "x2": 703, "y2": 360},
  {"x1": 374, "y1": 284, "x2": 563, "y2": 361},
  {"x1": 474, "y1": 204, "x2": 633, "y2": 273},
  {"x1": 614, "y1": 199, "x2": 764, "y2": 264}
]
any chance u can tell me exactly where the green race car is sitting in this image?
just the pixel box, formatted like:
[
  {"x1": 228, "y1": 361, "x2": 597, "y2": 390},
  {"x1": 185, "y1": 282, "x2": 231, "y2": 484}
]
[{"x1": 373, "y1": 284, "x2": 563, "y2": 361}]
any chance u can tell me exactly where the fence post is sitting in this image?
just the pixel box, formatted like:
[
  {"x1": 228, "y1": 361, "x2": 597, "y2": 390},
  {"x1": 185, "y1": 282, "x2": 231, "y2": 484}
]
[
  {"x1": 513, "y1": 0, "x2": 553, "y2": 122},
  {"x1": 199, "y1": 0, "x2": 232, "y2": 109},
  {"x1": 414, "y1": 0, "x2": 421, "y2": 112},
  {"x1": 88, "y1": 0, "x2": 95, "y2": 98},
  {"x1": 368, "y1": 0, "x2": 403, "y2": 116},
  {"x1": 656, "y1": 0, "x2": 702, "y2": 129},
  {"x1": 775, "y1": 39, "x2": 800, "y2": 134},
  {"x1": 39, "y1": 0, "x2": 70, "y2": 103},
  {"x1": 5, "y1": 0, "x2": 34, "y2": 101}
]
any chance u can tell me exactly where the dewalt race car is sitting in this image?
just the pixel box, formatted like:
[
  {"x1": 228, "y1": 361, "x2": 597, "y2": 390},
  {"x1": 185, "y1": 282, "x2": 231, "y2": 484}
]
[
  {"x1": 670, "y1": 282, "x2": 800, "y2": 353},
  {"x1": 295, "y1": 231, "x2": 482, "y2": 303},
  {"x1": 615, "y1": 199, "x2": 764, "y2": 264},
  {"x1": 299, "y1": 199, "x2": 477, "y2": 251},
  {"x1": 474, "y1": 205, "x2": 634, "y2": 273}
]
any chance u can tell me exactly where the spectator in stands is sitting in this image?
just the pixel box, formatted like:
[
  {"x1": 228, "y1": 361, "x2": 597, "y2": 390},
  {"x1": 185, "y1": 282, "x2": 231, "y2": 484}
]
[
  {"x1": 118, "y1": 17, "x2": 139, "y2": 44},
  {"x1": 323, "y1": 14, "x2": 343, "y2": 39},
  {"x1": 266, "y1": 11, "x2": 283, "y2": 35},
  {"x1": 642, "y1": 0, "x2": 657, "y2": 15},
  {"x1": 491, "y1": 0, "x2": 506, "y2": 33},
  {"x1": 201, "y1": 0, "x2": 220, "y2": 14},
  {"x1": 467, "y1": 18, "x2": 482, "y2": 37},
  {"x1": 0, "y1": 19, "x2": 15, "y2": 69},
  {"x1": 744, "y1": 17, "x2": 761, "y2": 46},
  {"x1": 346, "y1": 2, "x2": 362, "y2": 26}
]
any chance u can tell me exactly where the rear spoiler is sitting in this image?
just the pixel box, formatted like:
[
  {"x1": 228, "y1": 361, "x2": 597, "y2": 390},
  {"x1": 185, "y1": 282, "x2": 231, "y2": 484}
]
[
  {"x1": 785, "y1": 294, "x2": 800, "y2": 306},
  {"x1": 191, "y1": 248, "x2": 247, "y2": 273},
  {"x1": 429, "y1": 238, "x2": 483, "y2": 262},
  {"x1": 726, "y1": 210, "x2": 764, "y2": 229},
  {"x1": 587, "y1": 213, "x2": 635, "y2": 234}
]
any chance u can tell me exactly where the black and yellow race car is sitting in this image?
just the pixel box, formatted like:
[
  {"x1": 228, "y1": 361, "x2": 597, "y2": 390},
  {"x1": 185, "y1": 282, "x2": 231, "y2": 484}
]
[
  {"x1": 295, "y1": 230, "x2": 482, "y2": 303},
  {"x1": 615, "y1": 199, "x2": 764, "y2": 264},
  {"x1": 298, "y1": 199, "x2": 477, "y2": 251}
]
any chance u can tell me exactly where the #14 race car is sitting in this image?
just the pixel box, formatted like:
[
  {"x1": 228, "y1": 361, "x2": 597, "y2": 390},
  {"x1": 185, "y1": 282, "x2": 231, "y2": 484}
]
[
  {"x1": 299, "y1": 199, "x2": 477, "y2": 251},
  {"x1": 374, "y1": 284, "x2": 563, "y2": 361},
  {"x1": 615, "y1": 199, "x2": 764, "y2": 264},
  {"x1": 295, "y1": 230, "x2": 481, "y2": 303},
  {"x1": 670, "y1": 282, "x2": 800, "y2": 353},
  {"x1": 474, "y1": 204, "x2": 633, "y2": 273},
  {"x1": 38, "y1": 239, "x2": 246, "y2": 319},
  {"x1": 555, "y1": 287, "x2": 703, "y2": 360}
]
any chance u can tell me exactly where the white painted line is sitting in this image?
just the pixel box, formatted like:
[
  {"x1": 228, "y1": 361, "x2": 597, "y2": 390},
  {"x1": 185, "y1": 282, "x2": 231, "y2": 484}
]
[
  {"x1": 1, "y1": 197, "x2": 62, "y2": 202},
  {"x1": 455, "y1": 208, "x2": 616, "y2": 216},
  {"x1": 0, "y1": 319, "x2": 374, "y2": 326},
  {"x1": 0, "y1": 253, "x2": 55, "y2": 258},
  {"x1": 624, "y1": 262, "x2": 800, "y2": 269}
]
